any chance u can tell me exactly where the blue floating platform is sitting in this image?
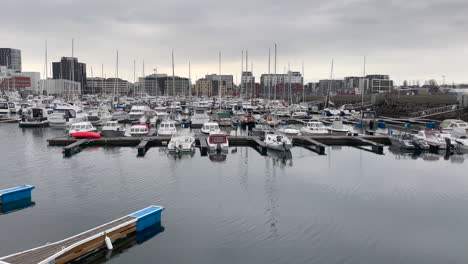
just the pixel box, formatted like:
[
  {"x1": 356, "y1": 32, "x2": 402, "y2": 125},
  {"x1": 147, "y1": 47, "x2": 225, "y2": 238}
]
[
  {"x1": 129, "y1": 205, "x2": 165, "y2": 231},
  {"x1": 0, "y1": 185, "x2": 35, "y2": 204}
]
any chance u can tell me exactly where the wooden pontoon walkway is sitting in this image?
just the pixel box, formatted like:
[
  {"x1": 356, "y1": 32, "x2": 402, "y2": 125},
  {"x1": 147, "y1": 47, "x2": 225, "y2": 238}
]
[{"x1": 0, "y1": 206, "x2": 164, "y2": 264}]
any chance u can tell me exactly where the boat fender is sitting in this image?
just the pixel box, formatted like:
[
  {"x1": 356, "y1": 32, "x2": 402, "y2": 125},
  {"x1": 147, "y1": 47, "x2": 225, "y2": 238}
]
[{"x1": 105, "y1": 236, "x2": 113, "y2": 250}]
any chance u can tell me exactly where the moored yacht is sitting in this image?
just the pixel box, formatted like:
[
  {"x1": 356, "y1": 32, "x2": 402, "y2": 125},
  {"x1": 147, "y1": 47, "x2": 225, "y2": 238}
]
[
  {"x1": 68, "y1": 122, "x2": 97, "y2": 136},
  {"x1": 327, "y1": 120, "x2": 351, "y2": 135},
  {"x1": 19, "y1": 107, "x2": 50, "y2": 127},
  {"x1": 264, "y1": 133, "x2": 293, "y2": 151},
  {"x1": 157, "y1": 120, "x2": 177, "y2": 136},
  {"x1": 101, "y1": 121, "x2": 126, "y2": 137},
  {"x1": 47, "y1": 105, "x2": 88, "y2": 127},
  {"x1": 206, "y1": 132, "x2": 229, "y2": 152},
  {"x1": 168, "y1": 133, "x2": 196, "y2": 153},
  {"x1": 129, "y1": 124, "x2": 150, "y2": 137},
  {"x1": 300, "y1": 121, "x2": 328, "y2": 136},
  {"x1": 201, "y1": 122, "x2": 221, "y2": 135}
]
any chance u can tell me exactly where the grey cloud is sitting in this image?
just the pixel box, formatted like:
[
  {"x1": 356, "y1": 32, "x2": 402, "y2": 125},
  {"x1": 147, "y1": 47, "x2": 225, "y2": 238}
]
[{"x1": 1, "y1": 0, "x2": 467, "y2": 83}]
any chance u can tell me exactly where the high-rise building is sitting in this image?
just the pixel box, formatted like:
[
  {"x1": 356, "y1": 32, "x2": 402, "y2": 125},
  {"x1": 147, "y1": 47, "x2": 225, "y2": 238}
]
[
  {"x1": 366, "y1": 74, "x2": 393, "y2": 93},
  {"x1": 318, "y1": 79, "x2": 345, "y2": 95},
  {"x1": 195, "y1": 78, "x2": 213, "y2": 97},
  {"x1": 205, "y1": 74, "x2": 233, "y2": 96},
  {"x1": 164, "y1": 76, "x2": 190, "y2": 96},
  {"x1": 39, "y1": 79, "x2": 81, "y2": 96},
  {"x1": 86, "y1": 77, "x2": 133, "y2": 95},
  {"x1": 0, "y1": 48, "x2": 22, "y2": 72},
  {"x1": 139, "y1": 74, "x2": 168, "y2": 96},
  {"x1": 52, "y1": 57, "x2": 87, "y2": 94},
  {"x1": 241, "y1": 72, "x2": 255, "y2": 96}
]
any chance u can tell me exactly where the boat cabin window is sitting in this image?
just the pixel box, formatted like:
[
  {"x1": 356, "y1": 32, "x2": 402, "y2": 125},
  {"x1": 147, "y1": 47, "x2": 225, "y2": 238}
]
[
  {"x1": 211, "y1": 136, "x2": 226, "y2": 144},
  {"x1": 195, "y1": 110, "x2": 205, "y2": 114},
  {"x1": 8, "y1": 103, "x2": 15, "y2": 108},
  {"x1": 0, "y1": 103, "x2": 8, "y2": 109},
  {"x1": 276, "y1": 136, "x2": 283, "y2": 141},
  {"x1": 362, "y1": 112, "x2": 376, "y2": 119}
]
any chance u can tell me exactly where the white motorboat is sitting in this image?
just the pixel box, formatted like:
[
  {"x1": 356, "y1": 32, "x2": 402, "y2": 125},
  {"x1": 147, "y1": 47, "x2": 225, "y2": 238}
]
[
  {"x1": 291, "y1": 110, "x2": 309, "y2": 119},
  {"x1": 440, "y1": 119, "x2": 468, "y2": 133},
  {"x1": 129, "y1": 124, "x2": 150, "y2": 137},
  {"x1": 48, "y1": 105, "x2": 88, "y2": 127},
  {"x1": 201, "y1": 122, "x2": 221, "y2": 134},
  {"x1": 68, "y1": 122, "x2": 97, "y2": 136},
  {"x1": 157, "y1": 120, "x2": 177, "y2": 136},
  {"x1": 19, "y1": 107, "x2": 50, "y2": 127},
  {"x1": 206, "y1": 132, "x2": 229, "y2": 152},
  {"x1": 87, "y1": 107, "x2": 112, "y2": 126},
  {"x1": 277, "y1": 125, "x2": 301, "y2": 136},
  {"x1": 450, "y1": 127, "x2": 468, "y2": 153},
  {"x1": 251, "y1": 124, "x2": 273, "y2": 137},
  {"x1": 154, "y1": 106, "x2": 169, "y2": 121},
  {"x1": 264, "y1": 133, "x2": 293, "y2": 151},
  {"x1": 389, "y1": 132, "x2": 416, "y2": 150},
  {"x1": 0, "y1": 101, "x2": 14, "y2": 116},
  {"x1": 300, "y1": 121, "x2": 328, "y2": 136},
  {"x1": 232, "y1": 104, "x2": 245, "y2": 117},
  {"x1": 101, "y1": 121, "x2": 126, "y2": 137},
  {"x1": 168, "y1": 133, "x2": 196, "y2": 153},
  {"x1": 327, "y1": 120, "x2": 351, "y2": 135},
  {"x1": 128, "y1": 105, "x2": 150, "y2": 120},
  {"x1": 111, "y1": 111, "x2": 129, "y2": 121},
  {"x1": 191, "y1": 108, "x2": 210, "y2": 126},
  {"x1": 413, "y1": 130, "x2": 447, "y2": 149}
]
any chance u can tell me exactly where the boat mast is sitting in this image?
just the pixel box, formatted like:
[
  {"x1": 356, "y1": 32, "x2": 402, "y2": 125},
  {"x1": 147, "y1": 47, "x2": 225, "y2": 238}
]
[
  {"x1": 218, "y1": 51, "x2": 222, "y2": 110},
  {"x1": 361, "y1": 56, "x2": 366, "y2": 108},
  {"x1": 101, "y1": 64, "x2": 104, "y2": 98},
  {"x1": 302, "y1": 61, "x2": 304, "y2": 103},
  {"x1": 268, "y1": 48, "x2": 271, "y2": 102},
  {"x1": 133, "y1": 60, "x2": 136, "y2": 98},
  {"x1": 325, "y1": 59, "x2": 334, "y2": 109},
  {"x1": 43, "y1": 40, "x2": 48, "y2": 96},
  {"x1": 274, "y1": 43, "x2": 277, "y2": 101},
  {"x1": 189, "y1": 61, "x2": 192, "y2": 100},
  {"x1": 172, "y1": 49, "x2": 175, "y2": 97},
  {"x1": 240, "y1": 50, "x2": 243, "y2": 98}
]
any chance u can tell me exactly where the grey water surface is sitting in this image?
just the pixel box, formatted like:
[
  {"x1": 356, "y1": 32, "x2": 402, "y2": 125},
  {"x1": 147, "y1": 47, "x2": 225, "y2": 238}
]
[{"x1": 1, "y1": 123, "x2": 468, "y2": 264}]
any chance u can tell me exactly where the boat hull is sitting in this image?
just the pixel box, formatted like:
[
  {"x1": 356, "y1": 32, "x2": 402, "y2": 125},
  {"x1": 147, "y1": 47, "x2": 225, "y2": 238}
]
[{"x1": 101, "y1": 130, "x2": 126, "y2": 137}]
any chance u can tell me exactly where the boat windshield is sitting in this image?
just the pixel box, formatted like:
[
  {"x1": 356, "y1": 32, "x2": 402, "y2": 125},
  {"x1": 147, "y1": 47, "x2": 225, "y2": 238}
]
[
  {"x1": 362, "y1": 112, "x2": 376, "y2": 119},
  {"x1": 210, "y1": 136, "x2": 226, "y2": 144}
]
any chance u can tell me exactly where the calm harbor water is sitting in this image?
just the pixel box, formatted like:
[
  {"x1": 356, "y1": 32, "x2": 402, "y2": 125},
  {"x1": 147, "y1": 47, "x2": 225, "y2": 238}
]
[{"x1": 1, "y1": 123, "x2": 468, "y2": 264}]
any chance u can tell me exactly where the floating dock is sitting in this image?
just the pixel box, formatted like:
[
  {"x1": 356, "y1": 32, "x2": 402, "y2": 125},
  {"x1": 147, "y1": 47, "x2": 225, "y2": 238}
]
[
  {"x1": 0, "y1": 205, "x2": 164, "y2": 264},
  {"x1": 0, "y1": 185, "x2": 35, "y2": 205},
  {"x1": 48, "y1": 135, "x2": 390, "y2": 157}
]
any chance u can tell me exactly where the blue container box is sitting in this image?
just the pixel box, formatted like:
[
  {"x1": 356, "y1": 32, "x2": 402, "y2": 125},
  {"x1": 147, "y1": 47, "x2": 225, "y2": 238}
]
[
  {"x1": 129, "y1": 205, "x2": 165, "y2": 232},
  {"x1": 377, "y1": 122, "x2": 387, "y2": 129},
  {"x1": 0, "y1": 185, "x2": 35, "y2": 204}
]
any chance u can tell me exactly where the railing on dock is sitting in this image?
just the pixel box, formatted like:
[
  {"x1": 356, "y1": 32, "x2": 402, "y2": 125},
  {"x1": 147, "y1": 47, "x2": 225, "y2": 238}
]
[{"x1": 0, "y1": 206, "x2": 164, "y2": 264}]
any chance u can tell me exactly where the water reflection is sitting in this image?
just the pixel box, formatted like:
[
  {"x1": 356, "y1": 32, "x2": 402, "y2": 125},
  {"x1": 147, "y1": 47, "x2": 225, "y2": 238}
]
[
  {"x1": 267, "y1": 150, "x2": 293, "y2": 167},
  {"x1": 71, "y1": 223, "x2": 165, "y2": 264},
  {"x1": 388, "y1": 146, "x2": 467, "y2": 164},
  {"x1": 0, "y1": 198, "x2": 35, "y2": 215},
  {"x1": 208, "y1": 153, "x2": 227, "y2": 162}
]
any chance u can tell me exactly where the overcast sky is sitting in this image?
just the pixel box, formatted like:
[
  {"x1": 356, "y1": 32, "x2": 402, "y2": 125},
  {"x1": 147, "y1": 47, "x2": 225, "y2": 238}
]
[{"x1": 1, "y1": 0, "x2": 467, "y2": 84}]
